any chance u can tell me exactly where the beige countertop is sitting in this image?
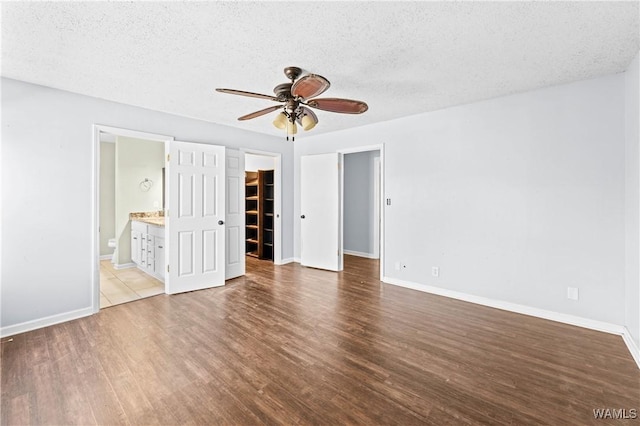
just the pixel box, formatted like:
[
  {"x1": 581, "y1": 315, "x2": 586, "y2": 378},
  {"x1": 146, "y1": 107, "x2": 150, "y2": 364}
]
[
  {"x1": 132, "y1": 217, "x2": 165, "y2": 227},
  {"x1": 130, "y1": 211, "x2": 165, "y2": 227}
]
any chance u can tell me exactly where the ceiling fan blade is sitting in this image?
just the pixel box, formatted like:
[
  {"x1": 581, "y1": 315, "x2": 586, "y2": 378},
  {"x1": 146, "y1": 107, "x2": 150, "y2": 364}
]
[
  {"x1": 216, "y1": 88, "x2": 278, "y2": 102},
  {"x1": 237, "y1": 104, "x2": 284, "y2": 121},
  {"x1": 291, "y1": 74, "x2": 330, "y2": 100},
  {"x1": 306, "y1": 98, "x2": 368, "y2": 114}
]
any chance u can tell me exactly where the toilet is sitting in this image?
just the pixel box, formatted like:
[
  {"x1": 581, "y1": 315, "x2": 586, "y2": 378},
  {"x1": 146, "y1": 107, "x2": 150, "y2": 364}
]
[{"x1": 107, "y1": 238, "x2": 116, "y2": 263}]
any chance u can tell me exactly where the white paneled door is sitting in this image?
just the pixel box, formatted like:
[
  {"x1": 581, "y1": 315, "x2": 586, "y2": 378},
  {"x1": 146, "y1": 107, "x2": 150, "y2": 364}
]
[
  {"x1": 167, "y1": 141, "x2": 226, "y2": 294},
  {"x1": 300, "y1": 153, "x2": 343, "y2": 271},
  {"x1": 225, "y1": 148, "x2": 245, "y2": 280}
]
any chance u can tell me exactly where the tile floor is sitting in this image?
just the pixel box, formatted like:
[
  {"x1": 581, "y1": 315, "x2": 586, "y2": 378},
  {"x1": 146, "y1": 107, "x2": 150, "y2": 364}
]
[{"x1": 100, "y1": 259, "x2": 165, "y2": 308}]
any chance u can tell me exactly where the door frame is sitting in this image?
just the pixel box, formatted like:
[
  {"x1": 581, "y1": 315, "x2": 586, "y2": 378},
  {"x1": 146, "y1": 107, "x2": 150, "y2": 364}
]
[
  {"x1": 337, "y1": 144, "x2": 385, "y2": 280},
  {"x1": 240, "y1": 148, "x2": 283, "y2": 265},
  {"x1": 92, "y1": 124, "x2": 174, "y2": 312},
  {"x1": 373, "y1": 156, "x2": 381, "y2": 260}
]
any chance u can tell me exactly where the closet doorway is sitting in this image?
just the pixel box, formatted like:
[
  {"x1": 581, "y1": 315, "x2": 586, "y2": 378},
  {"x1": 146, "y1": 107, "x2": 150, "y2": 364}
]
[{"x1": 242, "y1": 150, "x2": 282, "y2": 267}]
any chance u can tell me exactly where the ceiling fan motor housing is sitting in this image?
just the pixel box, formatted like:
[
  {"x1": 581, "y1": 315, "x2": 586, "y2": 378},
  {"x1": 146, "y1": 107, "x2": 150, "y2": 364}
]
[
  {"x1": 273, "y1": 83, "x2": 292, "y2": 99},
  {"x1": 283, "y1": 66, "x2": 302, "y2": 81}
]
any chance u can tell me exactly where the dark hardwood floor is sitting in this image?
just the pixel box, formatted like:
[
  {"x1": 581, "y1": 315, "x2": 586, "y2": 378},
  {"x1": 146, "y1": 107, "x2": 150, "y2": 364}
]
[{"x1": 2, "y1": 255, "x2": 638, "y2": 425}]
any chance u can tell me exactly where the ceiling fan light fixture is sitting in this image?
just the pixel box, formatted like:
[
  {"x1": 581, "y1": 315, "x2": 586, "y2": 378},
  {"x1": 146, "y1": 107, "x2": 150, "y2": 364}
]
[
  {"x1": 217, "y1": 66, "x2": 368, "y2": 140},
  {"x1": 286, "y1": 120, "x2": 298, "y2": 135},
  {"x1": 272, "y1": 112, "x2": 287, "y2": 129},
  {"x1": 300, "y1": 114, "x2": 317, "y2": 131}
]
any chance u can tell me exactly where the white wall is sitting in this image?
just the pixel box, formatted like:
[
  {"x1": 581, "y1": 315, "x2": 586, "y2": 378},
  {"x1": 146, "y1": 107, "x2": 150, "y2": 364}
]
[
  {"x1": 344, "y1": 151, "x2": 377, "y2": 256},
  {"x1": 114, "y1": 136, "x2": 164, "y2": 265},
  {"x1": 245, "y1": 153, "x2": 275, "y2": 172},
  {"x1": 99, "y1": 142, "x2": 115, "y2": 256},
  {"x1": 295, "y1": 73, "x2": 626, "y2": 326},
  {"x1": 625, "y1": 50, "x2": 640, "y2": 352},
  {"x1": 1, "y1": 77, "x2": 293, "y2": 334}
]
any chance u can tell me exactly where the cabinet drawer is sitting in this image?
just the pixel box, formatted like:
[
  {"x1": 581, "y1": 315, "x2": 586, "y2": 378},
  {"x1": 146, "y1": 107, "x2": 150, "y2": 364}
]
[
  {"x1": 148, "y1": 224, "x2": 164, "y2": 237},
  {"x1": 146, "y1": 235, "x2": 155, "y2": 258},
  {"x1": 131, "y1": 220, "x2": 148, "y2": 233}
]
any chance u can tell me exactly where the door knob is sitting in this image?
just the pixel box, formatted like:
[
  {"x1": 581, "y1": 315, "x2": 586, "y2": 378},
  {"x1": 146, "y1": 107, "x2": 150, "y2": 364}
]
[
  {"x1": 300, "y1": 215, "x2": 306, "y2": 219},
  {"x1": 218, "y1": 220, "x2": 224, "y2": 225}
]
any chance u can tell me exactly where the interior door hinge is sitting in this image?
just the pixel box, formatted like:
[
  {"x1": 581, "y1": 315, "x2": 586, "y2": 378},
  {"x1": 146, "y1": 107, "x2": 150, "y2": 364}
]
[
  {"x1": 167, "y1": 154, "x2": 170, "y2": 162},
  {"x1": 167, "y1": 265, "x2": 170, "y2": 273}
]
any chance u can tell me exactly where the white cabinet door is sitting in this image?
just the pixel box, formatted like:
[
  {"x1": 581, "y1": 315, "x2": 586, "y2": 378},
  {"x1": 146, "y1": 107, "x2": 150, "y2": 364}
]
[
  {"x1": 131, "y1": 231, "x2": 141, "y2": 265},
  {"x1": 300, "y1": 153, "x2": 343, "y2": 271},
  {"x1": 155, "y1": 237, "x2": 165, "y2": 280},
  {"x1": 167, "y1": 141, "x2": 226, "y2": 294}
]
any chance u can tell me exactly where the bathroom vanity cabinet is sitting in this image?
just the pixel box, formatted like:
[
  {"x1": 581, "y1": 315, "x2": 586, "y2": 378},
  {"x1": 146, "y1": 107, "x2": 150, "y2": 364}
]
[{"x1": 131, "y1": 220, "x2": 165, "y2": 281}]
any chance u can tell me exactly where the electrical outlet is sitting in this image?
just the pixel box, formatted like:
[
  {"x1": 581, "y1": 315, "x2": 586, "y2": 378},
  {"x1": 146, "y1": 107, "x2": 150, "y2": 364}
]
[
  {"x1": 432, "y1": 267, "x2": 439, "y2": 277},
  {"x1": 567, "y1": 287, "x2": 579, "y2": 301}
]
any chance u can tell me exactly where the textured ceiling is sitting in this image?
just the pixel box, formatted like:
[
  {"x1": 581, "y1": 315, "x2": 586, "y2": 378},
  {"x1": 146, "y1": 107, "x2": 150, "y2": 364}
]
[{"x1": 2, "y1": 1, "x2": 639, "y2": 137}]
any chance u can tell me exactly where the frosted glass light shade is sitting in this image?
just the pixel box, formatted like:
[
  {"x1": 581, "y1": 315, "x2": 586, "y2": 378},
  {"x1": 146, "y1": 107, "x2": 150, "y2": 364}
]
[
  {"x1": 272, "y1": 112, "x2": 287, "y2": 129},
  {"x1": 286, "y1": 120, "x2": 298, "y2": 135},
  {"x1": 300, "y1": 114, "x2": 317, "y2": 131}
]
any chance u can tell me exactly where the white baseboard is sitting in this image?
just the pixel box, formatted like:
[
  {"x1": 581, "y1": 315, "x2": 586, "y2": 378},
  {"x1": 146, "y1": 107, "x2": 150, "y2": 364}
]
[
  {"x1": 276, "y1": 257, "x2": 295, "y2": 265},
  {"x1": 385, "y1": 275, "x2": 639, "y2": 369},
  {"x1": 114, "y1": 262, "x2": 136, "y2": 270},
  {"x1": 343, "y1": 250, "x2": 379, "y2": 259},
  {"x1": 622, "y1": 327, "x2": 640, "y2": 369},
  {"x1": 99, "y1": 254, "x2": 113, "y2": 260},
  {"x1": 0, "y1": 306, "x2": 94, "y2": 338},
  {"x1": 382, "y1": 276, "x2": 625, "y2": 336},
  {"x1": 293, "y1": 257, "x2": 302, "y2": 264}
]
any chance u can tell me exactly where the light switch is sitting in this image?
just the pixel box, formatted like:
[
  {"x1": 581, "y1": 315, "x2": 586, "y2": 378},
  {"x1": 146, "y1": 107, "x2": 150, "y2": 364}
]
[{"x1": 567, "y1": 287, "x2": 579, "y2": 301}]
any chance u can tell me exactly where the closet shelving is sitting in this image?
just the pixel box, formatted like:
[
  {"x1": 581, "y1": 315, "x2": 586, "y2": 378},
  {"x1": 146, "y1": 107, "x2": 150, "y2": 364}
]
[{"x1": 245, "y1": 169, "x2": 274, "y2": 261}]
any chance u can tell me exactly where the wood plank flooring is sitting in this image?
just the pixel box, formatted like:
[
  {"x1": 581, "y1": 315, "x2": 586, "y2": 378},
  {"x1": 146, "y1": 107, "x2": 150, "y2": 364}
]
[{"x1": 2, "y1": 255, "x2": 638, "y2": 425}]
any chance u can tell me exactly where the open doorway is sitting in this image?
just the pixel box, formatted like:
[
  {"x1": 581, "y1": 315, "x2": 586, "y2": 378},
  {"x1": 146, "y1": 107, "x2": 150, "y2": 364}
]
[
  {"x1": 92, "y1": 125, "x2": 173, "y2": 312},
  {"x1": 343, "y1": 151, "x2": 381, "y2": 260},
  {"x1": 242, "y1": 150, "x2": 282, "y2": 268},
  {"x1": 299, "y1": 145, "x2": 384, "y2": 278},
  {"x1": 339, "y1": 145, "x2": 384, "y2": 279}
]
